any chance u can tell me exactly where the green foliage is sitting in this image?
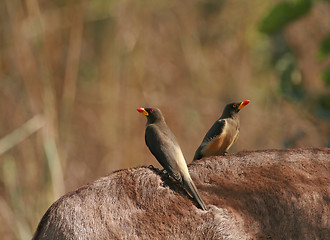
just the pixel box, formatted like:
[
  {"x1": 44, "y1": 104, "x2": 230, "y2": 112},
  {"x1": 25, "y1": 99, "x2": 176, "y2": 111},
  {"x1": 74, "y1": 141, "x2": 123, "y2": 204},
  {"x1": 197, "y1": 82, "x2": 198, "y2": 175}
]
[
  {"x1": 199, "y1": 0, "x2": 225, "y2": 18},
  {"x1": 267, "y1": 34, "x2": 305, "y2": 101},
  {"x1": 321, "y1": 67, "x2": 330, "y2": 86},
  {"x1": 316, "y1": 94, "x2": 330, "y2": 119},
  {"x1": 260, "y1": 1, "x2": 330, "y2": 122},
  {"x1": 319, "y1": 35, "x2": 330, "y2": 59},
  {"x1": 319, "y1": 35, "x2": 330, "y2": 88},
  {"x1": 259, "y1": 0, "x2": 312, "y2": 35},
  {"x1": 276, "y1": 53, "x2": 305, "y2": 101}
]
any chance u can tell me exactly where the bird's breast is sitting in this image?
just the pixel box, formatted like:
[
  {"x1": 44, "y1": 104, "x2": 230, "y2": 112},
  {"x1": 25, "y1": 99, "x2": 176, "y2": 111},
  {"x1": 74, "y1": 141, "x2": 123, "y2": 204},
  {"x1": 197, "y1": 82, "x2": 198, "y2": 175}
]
[{"x1": 201, "y1": 120, "x2": 239, "y2": 156}]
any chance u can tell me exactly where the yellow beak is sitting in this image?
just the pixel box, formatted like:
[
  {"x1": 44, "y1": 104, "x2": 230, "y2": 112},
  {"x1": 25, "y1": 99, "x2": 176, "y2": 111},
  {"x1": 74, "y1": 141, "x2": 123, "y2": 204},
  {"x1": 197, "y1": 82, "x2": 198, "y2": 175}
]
[
  {"x1": 136, "y1": 108, "x2": 149, "y2": 116},
  {"x1": 238, "y1": 100, "x2": 250, "y2": 110}
]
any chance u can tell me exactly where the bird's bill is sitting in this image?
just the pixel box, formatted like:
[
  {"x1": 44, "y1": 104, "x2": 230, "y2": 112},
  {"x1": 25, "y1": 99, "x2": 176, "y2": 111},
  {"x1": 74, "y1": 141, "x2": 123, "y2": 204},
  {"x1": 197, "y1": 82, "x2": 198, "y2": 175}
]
[
  {"x1": 238, "y1": 100, "x2": 250, "y2": 110},
  {"x1": 136, "y1": 108, "x2": 149, "y2": 116}
]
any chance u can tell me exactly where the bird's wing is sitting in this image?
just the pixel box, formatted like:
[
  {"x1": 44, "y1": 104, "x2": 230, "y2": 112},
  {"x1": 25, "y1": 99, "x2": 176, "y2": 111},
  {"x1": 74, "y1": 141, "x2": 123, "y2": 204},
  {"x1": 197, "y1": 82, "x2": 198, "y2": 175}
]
[
  {"x1": 193, "y1": 119, "x2": 226, "y2": 161},
  {"x1": 193, "y1": 146, "x2": 204, "y2": 161},
  {"x1": 202, "y1": 119, "x2": 226, "y2": 142},
  {"x1": 145, "y1": 125, "x2": 182, "y2": 182}
]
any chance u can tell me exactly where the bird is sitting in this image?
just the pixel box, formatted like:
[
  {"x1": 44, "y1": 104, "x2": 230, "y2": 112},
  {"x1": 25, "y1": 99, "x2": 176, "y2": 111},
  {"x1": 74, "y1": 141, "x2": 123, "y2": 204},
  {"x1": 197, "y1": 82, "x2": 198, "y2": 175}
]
[
  {"x1": 137, "y1": 107, "x2": 207, "y2": 210},
  {"x1": 193, "y1": 100, "x2": 250, "y2": 161}
]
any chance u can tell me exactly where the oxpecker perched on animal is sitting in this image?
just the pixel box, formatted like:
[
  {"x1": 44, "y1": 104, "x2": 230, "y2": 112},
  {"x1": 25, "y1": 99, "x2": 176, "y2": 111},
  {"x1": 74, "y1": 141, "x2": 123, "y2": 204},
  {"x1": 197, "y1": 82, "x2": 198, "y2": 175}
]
[
  {"x1": 137, "y1": 107, "x2": 207, "y2": 210},
  {"x1": 193, "y1": 100, "x2": 250, "y2": 161}
]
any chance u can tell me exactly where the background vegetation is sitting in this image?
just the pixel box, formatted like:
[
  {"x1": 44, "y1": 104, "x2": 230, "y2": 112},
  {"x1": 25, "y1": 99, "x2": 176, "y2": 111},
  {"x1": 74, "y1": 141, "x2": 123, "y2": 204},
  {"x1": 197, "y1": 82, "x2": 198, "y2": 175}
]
[{"x1": 0, "y1": 0, "x2": 329, "y2": 239}]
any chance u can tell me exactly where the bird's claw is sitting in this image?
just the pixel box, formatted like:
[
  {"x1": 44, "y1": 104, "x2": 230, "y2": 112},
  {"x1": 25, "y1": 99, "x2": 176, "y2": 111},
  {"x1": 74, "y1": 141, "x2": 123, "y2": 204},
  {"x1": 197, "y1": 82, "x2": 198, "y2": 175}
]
[
  {"x1": 159, "y1": 169, "x2": 170, "y2": 177},
  {"x1": 148, "y1": 165, "x2": 160, "y2": 172},
  {"x1": 148, "y1": 165, "x2": 169, "y2": 176},
  {"x1": 221, "y1": 152, "x2": 228, "y2": 156}
]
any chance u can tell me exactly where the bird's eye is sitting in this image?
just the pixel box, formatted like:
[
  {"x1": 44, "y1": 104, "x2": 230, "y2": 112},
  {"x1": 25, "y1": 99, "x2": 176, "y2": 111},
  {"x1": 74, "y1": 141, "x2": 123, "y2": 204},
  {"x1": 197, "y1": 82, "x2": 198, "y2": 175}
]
[
  {"x1": 233, "y1": 104, "x2": 236, "y2": 108},
  {"x1": 150, "y1": 109, "x2": 154, "y2": 113}
]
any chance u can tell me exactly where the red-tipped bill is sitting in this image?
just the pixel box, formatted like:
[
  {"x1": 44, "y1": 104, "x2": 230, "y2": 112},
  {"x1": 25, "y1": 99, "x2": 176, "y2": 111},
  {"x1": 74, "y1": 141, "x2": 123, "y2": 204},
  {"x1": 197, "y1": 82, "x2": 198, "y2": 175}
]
[
  {"x1": 137, "y1": 108, "x2": 149, "y2": 116},
  {"x1": 238, "y1": 100, "x2": 250, "y2": 110}
]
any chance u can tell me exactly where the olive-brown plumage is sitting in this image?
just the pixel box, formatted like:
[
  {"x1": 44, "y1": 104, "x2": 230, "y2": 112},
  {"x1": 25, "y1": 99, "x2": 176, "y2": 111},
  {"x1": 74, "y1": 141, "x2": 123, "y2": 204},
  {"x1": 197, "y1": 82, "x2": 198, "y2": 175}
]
[
  {"x1": 137, "y1": 107, "x2": 206, "y2": 210},
  {"x1": 193, "y1": 100, "x2": 250, "y2": 161}
]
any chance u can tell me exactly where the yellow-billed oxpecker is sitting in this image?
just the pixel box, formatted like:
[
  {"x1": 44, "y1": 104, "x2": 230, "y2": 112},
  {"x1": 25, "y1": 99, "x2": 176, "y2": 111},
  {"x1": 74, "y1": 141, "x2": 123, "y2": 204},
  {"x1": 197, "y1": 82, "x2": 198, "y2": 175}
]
[
  {"x1": 137, "y1": 107, "x2": 207, "y2": 210},
  {"x1": 193, "y1": 100, "x2": 250, "y2": 161}
]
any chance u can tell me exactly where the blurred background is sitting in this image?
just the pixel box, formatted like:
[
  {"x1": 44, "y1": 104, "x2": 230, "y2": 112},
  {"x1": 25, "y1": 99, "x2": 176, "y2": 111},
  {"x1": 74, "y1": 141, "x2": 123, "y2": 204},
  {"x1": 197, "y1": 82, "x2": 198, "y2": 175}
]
[{"x1": 0, "y1": 0, "x2": 329, "y2": 239}]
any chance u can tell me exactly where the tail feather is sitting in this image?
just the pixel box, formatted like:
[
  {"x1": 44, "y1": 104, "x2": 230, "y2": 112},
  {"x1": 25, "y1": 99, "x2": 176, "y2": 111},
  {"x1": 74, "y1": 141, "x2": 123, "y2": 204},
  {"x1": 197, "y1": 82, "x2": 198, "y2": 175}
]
[{"x1": 182, "y1": 176, "x2": 207, "y2": 210}]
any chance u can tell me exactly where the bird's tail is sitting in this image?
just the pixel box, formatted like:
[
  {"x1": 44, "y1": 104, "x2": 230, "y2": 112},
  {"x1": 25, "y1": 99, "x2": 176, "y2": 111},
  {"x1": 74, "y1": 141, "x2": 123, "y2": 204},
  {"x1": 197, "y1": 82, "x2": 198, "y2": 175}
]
[{"x1": 182, "y1": 176, "x2": 207, "y2": 210}]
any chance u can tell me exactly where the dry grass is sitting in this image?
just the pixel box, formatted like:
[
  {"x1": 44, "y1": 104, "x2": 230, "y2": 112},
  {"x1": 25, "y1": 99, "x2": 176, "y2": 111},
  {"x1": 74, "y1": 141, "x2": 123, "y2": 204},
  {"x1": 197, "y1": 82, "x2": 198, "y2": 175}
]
[{"x1": 0, "y1": 0, "x2": 329, "y2": 239}]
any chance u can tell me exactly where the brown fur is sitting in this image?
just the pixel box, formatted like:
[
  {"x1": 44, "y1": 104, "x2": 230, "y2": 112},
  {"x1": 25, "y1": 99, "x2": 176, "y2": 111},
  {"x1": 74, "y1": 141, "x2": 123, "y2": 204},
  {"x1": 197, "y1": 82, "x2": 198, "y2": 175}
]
[{"x1": 33, "y1": 148, "x2": 330, "y2": 239}]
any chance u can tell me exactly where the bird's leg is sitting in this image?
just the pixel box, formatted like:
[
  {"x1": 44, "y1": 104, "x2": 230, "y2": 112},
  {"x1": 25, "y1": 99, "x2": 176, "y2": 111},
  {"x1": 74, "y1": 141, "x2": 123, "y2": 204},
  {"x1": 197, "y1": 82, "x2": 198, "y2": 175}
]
[
  {"x1": 148, "y1": 165, "x2": 161, "y2": 172},
  {"x1": 221, "y1": 151, "x2": 228, "y2": 156},
  {"x1": 148, "y1": 165, "x2": 170, "y2": 180},
  {"x1": 158, "y1": 169, "x2": 174, "y2": 187},
  {"x1": 159, "y1": 168, "x2": 170, "y2": 178},
  {"x1": 147, "y1": 164, "x2": 155, "y2": 169},
  {"x1": 147, "y1": 165, "x2": 170, "y2": 176}
]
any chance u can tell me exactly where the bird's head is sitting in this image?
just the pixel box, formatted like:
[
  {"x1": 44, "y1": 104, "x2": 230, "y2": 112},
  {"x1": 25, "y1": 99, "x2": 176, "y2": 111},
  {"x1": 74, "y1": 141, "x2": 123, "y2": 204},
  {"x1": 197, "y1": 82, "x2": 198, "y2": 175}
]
[
  {"x1": 136, "y1": 107, "x2": 164, "y2": 123},
  {"x1": 222, "y1": 100, "x2": 250, "y2": 117}
]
